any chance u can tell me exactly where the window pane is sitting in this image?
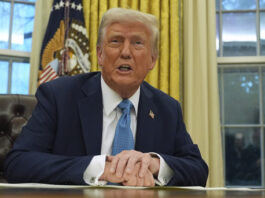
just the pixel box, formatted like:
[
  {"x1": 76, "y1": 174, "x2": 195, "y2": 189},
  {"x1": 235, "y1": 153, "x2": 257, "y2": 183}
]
[
  {"x1": 261, "y1": 12, "x2": 265, "y2": 56},
  {"x1": 11, "y1": 3, "x2": 35, "y2": 51},
  {"x1": 222, "y1": 0, "x2": 256, "y2": 10},
  {"x1": 11, "y1": 62, "x2": 30, "y2": 94},
  {"x1": 223, "y1": 68, "x2": 259, "y2": 124},
  {"x1": 216, "y1": 14, "x2": 220, "y2": 56},
  {"x1": 261, "y1": 0, "x2": 265, "y2": 8},
  {"x1": 0, "y1": 2, "x2": 10, "y2": 49},
  {"x1": 218, "y1": 68, "x2": 223, "y2": 123},
  {"x1": 0, "y1": 60, "x2": 9, "y2": 93},
  {"x1": 223, "y1": 13, "x2": 256, "y2": 56},
  {"x1": 224, "y1": 127, "x2": 261, "y2": 186},
  {"x1": 21, "y1": 0, "x2": 36, "y2": 2},
  {"x1": 263, "y1": 68, "x2": 265, "y2": 119},
  {"x1": 216, "y1": 0, "x2": 220, "y2": 10}
]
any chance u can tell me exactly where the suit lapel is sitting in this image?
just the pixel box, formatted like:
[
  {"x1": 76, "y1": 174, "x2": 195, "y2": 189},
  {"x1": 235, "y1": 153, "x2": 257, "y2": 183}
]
[
  {"x1": 78, "y1": 77, "x2": 159, "y2": 154},
  {"x1": 78, "y1": 73, "x2": 103, "y2": 155},
  {"x1": 135, "y1": 83, "x2": 158, "y2": 152}
]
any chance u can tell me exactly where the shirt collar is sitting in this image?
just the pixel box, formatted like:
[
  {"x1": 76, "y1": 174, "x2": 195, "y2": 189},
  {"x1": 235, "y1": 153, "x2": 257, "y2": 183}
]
[{"x1": 101, "y1": 76, "x2": 140, "y2": 116}]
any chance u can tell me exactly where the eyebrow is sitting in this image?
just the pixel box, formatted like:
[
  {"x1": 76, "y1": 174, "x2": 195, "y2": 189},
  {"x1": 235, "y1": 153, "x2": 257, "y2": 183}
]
[{"x1": 107, "y1": 31, "x2": 147, "y2": 38}]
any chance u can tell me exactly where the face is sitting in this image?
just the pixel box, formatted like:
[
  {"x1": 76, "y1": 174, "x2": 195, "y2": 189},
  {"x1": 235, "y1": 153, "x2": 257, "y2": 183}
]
[{"x1": 97, "y1": 22, "x2": 157, "y2": 98}]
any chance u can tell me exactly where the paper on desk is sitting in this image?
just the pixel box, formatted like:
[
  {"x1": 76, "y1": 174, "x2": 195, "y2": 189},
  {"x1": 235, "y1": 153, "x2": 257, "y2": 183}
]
[
  {"x1": 0, "y1": 183, "x2": 264, "y2": 191},
  {"x1": 0, "y1": 183, "x2": 147, "y2": 189}
]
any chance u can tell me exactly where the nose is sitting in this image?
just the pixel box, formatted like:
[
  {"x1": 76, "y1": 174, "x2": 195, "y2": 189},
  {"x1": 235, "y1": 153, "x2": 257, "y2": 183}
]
[{"x1": 120, "y1": 40, "x2": 131, "y2": 59}]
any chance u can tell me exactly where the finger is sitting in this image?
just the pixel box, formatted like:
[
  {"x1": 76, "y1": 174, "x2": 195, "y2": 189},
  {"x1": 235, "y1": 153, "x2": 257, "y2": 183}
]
[
  {"x1": 143, "y1": 171, "x2": 155, "y2": 187},
  {"x1": 149, "y1": 157, "x2": 160, "y2": 176},
  {"x1": 109, "y1": 150, "x2": 130, "y2": 174},
  {"x1": 125, "y1": 156, "x2": 138, "y2": 174},
  {"x1": 136, "y1": 176, "x2": 144, "y2": 187},
  {"x1": 148, "y1": 179, "x2": 155, "y2": 187},
  {"x1": 109, "y1": 156, "x2": 119, "y2": 173},
  {"x1": 122, "y1": 175, "x2": 136, "y2": 186},
  {"x1": 139, "y1": 155, "x2": 151, "y2": 178},
  {"x1": 106, "y1": 174, "x2": 124, "y2": 184},
  {"x1": 115, "y1": 157, "x2": 128, "y2": 178}
]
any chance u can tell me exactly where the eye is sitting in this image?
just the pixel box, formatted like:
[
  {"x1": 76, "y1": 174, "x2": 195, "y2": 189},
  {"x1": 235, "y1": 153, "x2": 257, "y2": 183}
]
[
  {"x1": 111, "y1": 39, "x2": 119, "y2": 43},
  {"x1": 132, "y1": 39, "x2": 144, "y2": 49},
  {"x1": 108, "y1": 37, "x2": 122, "y2": 48},
  {"x1": 135, "y1": 40, "x2": 143, "y2": 45}
]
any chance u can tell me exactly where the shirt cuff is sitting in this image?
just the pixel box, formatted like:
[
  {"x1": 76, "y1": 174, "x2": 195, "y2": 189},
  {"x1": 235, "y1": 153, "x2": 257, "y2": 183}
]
[
  {"x1": 83, "y1": 155, "x2": 107, "y2": 186},
  {"x1": 150, "y1": 152, "x2": 174, "y2": 186}
]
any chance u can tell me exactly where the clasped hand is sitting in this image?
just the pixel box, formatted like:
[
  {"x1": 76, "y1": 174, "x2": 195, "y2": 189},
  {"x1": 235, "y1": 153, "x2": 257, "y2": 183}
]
[{"x1": 100, "y1": 150, "x2": 160, "y2": 186}]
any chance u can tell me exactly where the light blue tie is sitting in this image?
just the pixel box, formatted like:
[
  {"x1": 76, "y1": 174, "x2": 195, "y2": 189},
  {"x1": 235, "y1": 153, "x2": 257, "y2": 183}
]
[{"x1": 112, "y1": 99, "x2": 134, "y2": 155}]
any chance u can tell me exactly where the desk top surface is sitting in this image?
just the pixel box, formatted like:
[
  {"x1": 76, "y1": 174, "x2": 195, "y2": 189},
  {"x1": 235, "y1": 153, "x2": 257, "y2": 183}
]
[
  {"x1": 0, "y1": 188, "x2": 265, "y2": 198},
  {"x1": 0, "y1": 184, "x2": 265, "y2": 198}
]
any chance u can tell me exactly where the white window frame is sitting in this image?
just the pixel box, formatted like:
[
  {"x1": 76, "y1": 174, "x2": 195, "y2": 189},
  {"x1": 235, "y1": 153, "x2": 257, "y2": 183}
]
[
  {"x1": 0, "y1": 0, "x2": 35, "y2": 94},
  {"x1": 217, "y1": 0, "x2": 265, "y2": 187}
]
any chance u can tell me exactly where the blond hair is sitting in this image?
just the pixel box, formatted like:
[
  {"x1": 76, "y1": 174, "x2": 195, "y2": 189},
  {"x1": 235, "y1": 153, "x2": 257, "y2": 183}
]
[{"x1": 97, "y1": 8, "x2": 159, "y2": 56}]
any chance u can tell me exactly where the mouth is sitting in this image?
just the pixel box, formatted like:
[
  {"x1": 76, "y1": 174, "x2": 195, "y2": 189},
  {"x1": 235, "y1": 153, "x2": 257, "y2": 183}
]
[{"x1": 118, "y1": 64, "x2": 132, "y2": 72}]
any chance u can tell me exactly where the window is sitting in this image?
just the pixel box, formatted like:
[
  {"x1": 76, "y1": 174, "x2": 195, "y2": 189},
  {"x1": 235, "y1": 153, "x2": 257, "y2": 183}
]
[
  {"x1": 217, "y1": 0, "x2": 265, "y2": 187},
  {"x1": 0, "y1": 0, "x2": 35, "y2": 94}
]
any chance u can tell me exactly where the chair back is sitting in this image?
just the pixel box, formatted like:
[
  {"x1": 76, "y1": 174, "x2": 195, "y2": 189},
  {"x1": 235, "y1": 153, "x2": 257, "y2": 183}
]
[{"x1": 0, "y1": 94, "x2": 36, "y2": 182}]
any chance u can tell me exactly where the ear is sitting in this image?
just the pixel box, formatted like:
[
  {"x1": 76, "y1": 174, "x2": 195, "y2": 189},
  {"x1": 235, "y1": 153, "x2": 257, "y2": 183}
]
[
  {"x1": 148, "y1": 55, "x2": 157, "y2": 70},
  {"x1": 97, "y1": 46, "x2": 103, "y2": 66}
]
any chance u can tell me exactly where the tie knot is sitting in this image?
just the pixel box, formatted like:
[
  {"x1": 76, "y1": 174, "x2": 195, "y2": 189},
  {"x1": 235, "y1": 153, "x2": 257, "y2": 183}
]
[{"x1": 118, "y1": 99, "x2": 132, "y2": 112}]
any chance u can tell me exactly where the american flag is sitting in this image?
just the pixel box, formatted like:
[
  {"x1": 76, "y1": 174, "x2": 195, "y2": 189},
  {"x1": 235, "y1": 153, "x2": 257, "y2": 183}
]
[
  {"x1": 38, "y1": 0, "x2": 90, "y2": 85},
  {"x1": 39, "y1": 65, "x2": 58, "y2": 85}
]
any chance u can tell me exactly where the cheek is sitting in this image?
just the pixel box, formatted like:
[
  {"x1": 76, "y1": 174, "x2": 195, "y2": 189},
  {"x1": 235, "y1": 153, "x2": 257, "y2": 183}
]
[
  {"x1": 103, "y1": 49, "x2": 120, "y2": 63},
  {"x1": 136, "y1": 54, "x2": 153, "y2": 69}
]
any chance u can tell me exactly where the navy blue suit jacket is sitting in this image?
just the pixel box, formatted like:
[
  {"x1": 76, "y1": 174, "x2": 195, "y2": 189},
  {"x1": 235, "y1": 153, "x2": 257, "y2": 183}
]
[{"x1": 4, "y1": 72, "x2": 208, "y2": 186}]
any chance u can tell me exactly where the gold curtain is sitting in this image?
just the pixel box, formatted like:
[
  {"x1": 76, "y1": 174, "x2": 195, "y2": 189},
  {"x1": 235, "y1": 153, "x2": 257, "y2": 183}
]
[
  {"x1": 183, "y1": 0, "x2": 224, "y2": 186},
  {"x1": 82, "y1": 0, "x2": 182, "y2": 101}
]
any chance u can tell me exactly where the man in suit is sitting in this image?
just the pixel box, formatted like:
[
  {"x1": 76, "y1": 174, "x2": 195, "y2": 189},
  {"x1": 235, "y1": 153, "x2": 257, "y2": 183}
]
[{"x1": 4, "y1": 8, "x2": 208, "y2": 186}]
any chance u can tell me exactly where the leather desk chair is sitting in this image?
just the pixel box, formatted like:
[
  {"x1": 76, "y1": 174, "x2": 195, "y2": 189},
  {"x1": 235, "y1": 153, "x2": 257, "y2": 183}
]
[{"x1": 0, "y1": 94, "x2": 37, "y2": 182}]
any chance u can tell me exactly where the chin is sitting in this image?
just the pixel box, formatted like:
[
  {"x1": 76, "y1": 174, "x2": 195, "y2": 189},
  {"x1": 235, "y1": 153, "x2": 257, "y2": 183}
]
[{"x1": 116, "y1": 79, "x2": 139, "y2": 87}]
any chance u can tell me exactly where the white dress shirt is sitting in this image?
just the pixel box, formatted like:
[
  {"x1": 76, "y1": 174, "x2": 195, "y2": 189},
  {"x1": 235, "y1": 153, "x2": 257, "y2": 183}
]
[{"x1": 83, "y1": 76, "x2": 173, "y2": 185}]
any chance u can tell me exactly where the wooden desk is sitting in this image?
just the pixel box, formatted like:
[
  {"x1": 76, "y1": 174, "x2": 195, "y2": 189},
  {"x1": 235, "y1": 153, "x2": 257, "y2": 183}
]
[{"x1": 0, "y1": 187, "x2": 265, "y2": 198}]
